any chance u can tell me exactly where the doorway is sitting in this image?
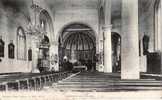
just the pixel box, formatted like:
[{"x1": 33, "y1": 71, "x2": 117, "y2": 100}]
[{"x1": 112, "y1": 32, "x2": 121, "y2": 72}]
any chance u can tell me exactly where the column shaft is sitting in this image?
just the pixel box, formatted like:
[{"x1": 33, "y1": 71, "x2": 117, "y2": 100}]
[
  {"x1": 104, "y1": 26, "x2": 112, "y2": 73},
  {"x1": 103, "y1": 0, "x2": 112, "y2": 73},
  {"x1": 121, "y1": 0, "x2": 140, "y2": 79}
]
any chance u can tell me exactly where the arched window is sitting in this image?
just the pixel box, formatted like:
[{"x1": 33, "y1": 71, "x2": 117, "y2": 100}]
[
  {"x1": 28, "y1": 49, "x2": 32, "y2": 61},
  {"x1": 8, "y1": 41, "x2": 15, "y2": 59},
  {"x1": 17, "y1": 26, "x2": 26, "y2": 60},
  {"x1": 0, "y1": 38, "x2": 5, "y2": 57},
  {"x1": 155, "y1": 0, "x2": 162, "y2": 51}
]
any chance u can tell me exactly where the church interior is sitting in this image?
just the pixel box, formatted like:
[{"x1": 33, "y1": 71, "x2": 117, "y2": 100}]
[{"x1": 0, "y1": 0, "x2": 161, "y2": 91}]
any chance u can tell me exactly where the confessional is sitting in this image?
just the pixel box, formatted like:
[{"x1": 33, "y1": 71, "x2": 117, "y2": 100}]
[{"x1": 147, "y1": 52, "x2": 162, "y2": 74}]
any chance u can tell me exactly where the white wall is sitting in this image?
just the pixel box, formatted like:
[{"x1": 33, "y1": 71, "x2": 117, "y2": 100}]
[
  {"x1": 0, "y1": 0, "x2": 157, "y2": 73},
  {"x1": 54, "y1": 8, "x2": 99, "y2": 41}
]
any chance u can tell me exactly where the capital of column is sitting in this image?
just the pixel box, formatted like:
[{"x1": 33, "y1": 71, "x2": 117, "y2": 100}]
[{"x1": 102, "y1": 25, "x2": 112, "y2": 31}]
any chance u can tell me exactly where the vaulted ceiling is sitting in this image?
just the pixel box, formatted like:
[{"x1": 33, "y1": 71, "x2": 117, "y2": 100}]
[
  {"x1": 45, "y1": 0, "x2": 155, "y2": 21},
  {"x1": 0, "y1": 0, "x2": 156, "y2": 22},
  {"x1": 46, "y1": 0, "x2": 99, "y2": 10}
]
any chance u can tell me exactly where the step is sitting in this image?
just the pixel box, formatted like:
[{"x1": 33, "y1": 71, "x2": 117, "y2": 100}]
[
  {"x1": 73, "y1": 76, "x2": 119, "y2": 78},
  {"x1": 67, "y1": 78, "x2": 119, "y2": 80},
  {"x1": 53, "y1": 86, "x2": 162, "y2": 92},
  {"x1": 62, "y1": 79, "x2": 158, "y2": 83},
  {"x1": 59, "y1": 81, "x2": 162, "y2": 85},
  {"x1": 56, "y1": 83, "x2": 162, "y2": 88}
]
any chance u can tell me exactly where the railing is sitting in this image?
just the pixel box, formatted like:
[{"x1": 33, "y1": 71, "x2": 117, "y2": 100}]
[{"x1": 0, "y1": 71, "x2": 70, "y2": 91}]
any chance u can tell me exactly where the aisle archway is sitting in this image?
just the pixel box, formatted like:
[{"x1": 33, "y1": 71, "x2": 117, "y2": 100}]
[
  {"x1": 112, "y1": 32, "x2": 121, "y2": 72},
  {"x1": 35, "y1": 9, "x2": 53, "y2": 72},
  {"x1": 58, "y1": 23, "x2": 96, "y2": 71}
]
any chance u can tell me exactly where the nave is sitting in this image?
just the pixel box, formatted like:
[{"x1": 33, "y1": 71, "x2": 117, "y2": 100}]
[
  {"x1": 0, "y1": 71, "x2": 161, "y2": 92},
  {"x1": 0, "y1": 71, "x2": 71, "y2": 91},
  {"x1": 51, "y1": 72, "x2": 162, "y2": 92},
  {"x1": 0, "y1": 0, "x2": 162, "y2": 93}
]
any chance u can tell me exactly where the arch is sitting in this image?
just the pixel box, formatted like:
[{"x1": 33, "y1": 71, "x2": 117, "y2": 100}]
[
  {"x1": 111, "y1": 32, "x2": 121, "y2": 72},
  {"x1": 63, "y1": 33, "x2": 95, "y2": 51},
  {"x1": 17, "y1": 26, "x2": 26, "y2": 60},
  {"x1": 154, "y1": 0, "x2": 161, "y2": 51},
  {"x1": 56, "y1": 22, "x2": 97, "y2": 42},
  {"x1": 39, "y1": 9, "x2": 54, "y2": 42},
  {"x1": 8, "y1": 42, "x2": 15, "y2": 59},
  {"x1": 58, "y1": 22, "x2": 97, "y2": 71},
  {"x1": 155, "y1": 0, "x2": 161, "y2": 14},
  {"x1": 112, "y1": 32, "x2": 121, "y2": 38}
]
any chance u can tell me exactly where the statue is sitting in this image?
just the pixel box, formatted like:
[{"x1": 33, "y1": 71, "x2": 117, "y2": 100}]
[{"x1": 143, "y1": 33, "x2": 150, "y2": 55}]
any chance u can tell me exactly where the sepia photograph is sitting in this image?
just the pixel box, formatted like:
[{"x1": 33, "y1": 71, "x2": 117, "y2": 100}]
[{"x1": 0, "y1": 0, "x2": 161, "y2": 99}]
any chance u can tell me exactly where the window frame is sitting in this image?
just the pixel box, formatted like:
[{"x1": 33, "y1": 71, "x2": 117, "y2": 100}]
[
  {"x1": 0, "y1": 38, "x2": 5, "y2": 57},
  {"x1": 8, "y1": 42, "x2": 15, "y2": 59},
  {"x1": 17, "y1": 26, "x2": 27, "y2": 60}
]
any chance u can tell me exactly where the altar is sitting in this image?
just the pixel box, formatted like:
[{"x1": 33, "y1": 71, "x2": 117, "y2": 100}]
[{"x1": 73, "y1": 65, "x2": 87, "y2": 71}]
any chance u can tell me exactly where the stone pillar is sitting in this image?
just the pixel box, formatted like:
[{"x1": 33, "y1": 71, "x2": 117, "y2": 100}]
[
  {"x1": 31, "y1": 37, "x2": 40, "y2": 73},
  {"x1": 103, "y1": 0, "x2": 112, "y2": 73},
  {"x1": 140, "y1": 39, "x2": 147, "y2": 72},
  {"x1": 121, "y1": 0, "x2": 140, "y2": 79},
  {"x1": 103, "y1": 26, "x2": 112, "y2": 73},
  {"x1": 50, "y1": 42, "x2": 59, "y2": 72},
  {"x1": 161, "y1": 0, "x2": 162, "y2": 73}
]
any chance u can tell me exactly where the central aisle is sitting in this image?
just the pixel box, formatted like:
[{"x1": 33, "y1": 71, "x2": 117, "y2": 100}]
[{"x1": 51, "y1": 72, "x2": 162, "y2": 92}]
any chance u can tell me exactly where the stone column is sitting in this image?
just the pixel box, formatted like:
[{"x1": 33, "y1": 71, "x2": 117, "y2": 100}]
[
  {"x1": 50, "y1": 43, "x2": 59, "y2": 72},
  {"x1": 103, "y1": 0, "x2": 112, "y2": 73},
  {"x1": 31, "y1": 37, "x2": 39, "y2": 73},
  {"x1": 121, "y1": 0, "x2": 140, "y2": 79},
  {"x1": 103, "y1": 26, "x2": 112, "y2": 73}
]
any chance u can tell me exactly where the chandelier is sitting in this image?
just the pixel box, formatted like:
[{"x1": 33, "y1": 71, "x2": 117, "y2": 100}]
[
  {"x1": 26, "y1": 21, "x2": 45, "y2": 36},
  {"x1": 25, "y1": 0, "x2": 46, "y2": 39}
]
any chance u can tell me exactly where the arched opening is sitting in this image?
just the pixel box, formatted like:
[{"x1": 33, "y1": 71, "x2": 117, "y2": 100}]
[
  {"x1": 28, "y1": 49, "x2": 32, "y2": 61},
  {"x1": 17, "y1": 26, "x2": 26, "y2": 60},
  {"x1": 39, "y1": 10, "x2": 53, "y2": 37},
  {"x1": 35, "y1": 9, "x2": 53, "y2": 73},
  {"x1": 58, "y1": 23, "x2": 96, "y2": 72},
  {"x1": 154, "y1": 0, "x2": 161, "y2": 51},
  {"x1": 8, "y1": 41, "x2": 15, "y2": 59},
  {"x1": 146, "y1": 0, "x2": 162, "y2": 74},
  {"x1": 111, "y1": 32, "x2": 121, "y2": 73}
]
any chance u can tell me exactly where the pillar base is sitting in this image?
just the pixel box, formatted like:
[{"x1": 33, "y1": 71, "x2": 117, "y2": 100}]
[
  {"x1": 140, "y1": 56, "x2": 147, "y2": 72},
  {"x1": 121, "y1": 73, "x2": 140, "y2": 80},
  {"x1": 104, "y1": 66, "x2": 112, "y2": 73},
  {"x1": 103, "y1": 25, "x2": 112, "y2": 73}
]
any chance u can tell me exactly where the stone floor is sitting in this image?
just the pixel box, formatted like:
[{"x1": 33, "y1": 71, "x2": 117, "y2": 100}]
[{"x1": 51, "y1": 72, "x2": 162, "y2": 92}]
